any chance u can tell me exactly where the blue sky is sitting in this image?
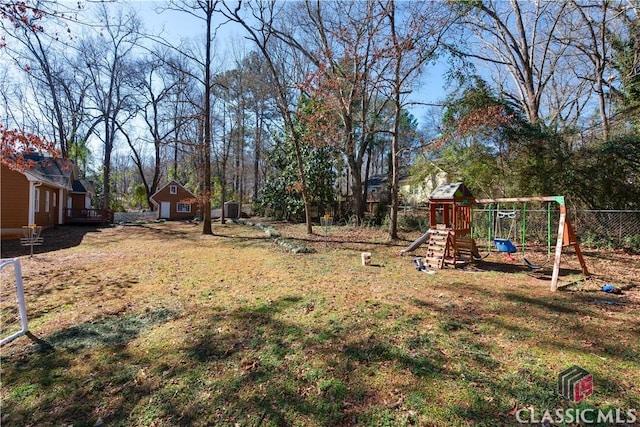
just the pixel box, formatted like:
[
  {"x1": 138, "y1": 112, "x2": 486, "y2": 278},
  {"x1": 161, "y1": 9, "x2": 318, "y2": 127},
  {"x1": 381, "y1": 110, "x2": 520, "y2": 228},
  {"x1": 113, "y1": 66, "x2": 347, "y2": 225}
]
[
  {"x1": 127, "y1": 1, "x2": 450, "y2": 129},
  {"x1": 0, "y1": 1, "x2": 449, "y2": 136}
]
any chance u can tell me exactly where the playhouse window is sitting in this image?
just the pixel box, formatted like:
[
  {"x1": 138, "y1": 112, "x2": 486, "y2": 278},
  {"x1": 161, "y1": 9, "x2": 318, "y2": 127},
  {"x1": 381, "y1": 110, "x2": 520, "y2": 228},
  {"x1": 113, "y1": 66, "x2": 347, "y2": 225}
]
[
  {"x1": 34, "y1": 188, "x2": 40, "y2": 212},
  {"x1": 170, "y1": 185, "x2": 177, "y2": 194},
  {"x1": 177, "y1": 203, "x2": 191, "y2": 213},
  {"x1": 45, "y1": 191, "x2": 50, "y2": 213}
]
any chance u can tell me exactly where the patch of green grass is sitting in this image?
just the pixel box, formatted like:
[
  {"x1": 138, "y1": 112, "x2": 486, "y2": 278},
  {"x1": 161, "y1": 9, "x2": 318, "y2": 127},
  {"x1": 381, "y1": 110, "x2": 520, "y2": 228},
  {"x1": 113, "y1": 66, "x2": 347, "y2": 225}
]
[
  {"x1": 8, "y1": 383, "x2": 39, "y2": 401},
  {"x1": 45, "y1": 308, "x2": 178, "y2": 351},
  {"x1": 317, "y1": 377, "x2": 348, "y2": 400},
  {"x1": 359, "y1": 405, "x2": 415, "y2": 427},
  {"x1": 437, "y1": 317, "x2": 466, "y2": 332}
]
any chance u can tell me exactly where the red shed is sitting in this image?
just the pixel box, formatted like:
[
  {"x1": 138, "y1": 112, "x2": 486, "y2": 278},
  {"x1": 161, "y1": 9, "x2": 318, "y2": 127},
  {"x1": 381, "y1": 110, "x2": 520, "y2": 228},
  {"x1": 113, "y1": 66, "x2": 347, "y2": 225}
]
[{"x1": 149, "y1": 180, "x2": 197, "y2": 220}]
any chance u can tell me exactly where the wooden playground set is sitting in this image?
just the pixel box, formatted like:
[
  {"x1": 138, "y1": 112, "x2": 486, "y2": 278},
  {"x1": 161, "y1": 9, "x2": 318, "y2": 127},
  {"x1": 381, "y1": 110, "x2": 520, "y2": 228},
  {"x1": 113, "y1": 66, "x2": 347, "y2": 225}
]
[{"x1": 404, "y1": 182, "x2": 590, "y2": 291}]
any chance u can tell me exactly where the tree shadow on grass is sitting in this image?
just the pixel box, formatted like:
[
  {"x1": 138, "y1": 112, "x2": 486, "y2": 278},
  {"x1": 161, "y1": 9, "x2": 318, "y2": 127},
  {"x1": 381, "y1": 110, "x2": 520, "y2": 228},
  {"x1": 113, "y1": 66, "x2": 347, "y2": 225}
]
[
  {"x1": 342, "y1": 336, "x2": 443, "y2": 378},
  {"x1": 0, "y1": 225, "x2": 104, "y2": 258},
  {"x1": 465, "y1": 259, "x2": 584, "y2": 277},
  {"x1": 159, "y1": 295, "x2": 449, "y2": 426},
  {"x1": 186, "y1": 296, "x2": 303, "y2": 363},
  {"x1": 1, "y1": 307, "x2": 180, "y2": 426},
  {"x1": 44, "y1": 308, "x2": 179, "y2": 351},
  {"x1": 5, "y1": 289, "x2": 634, "y2": 426},
  {"x1": 173, "y1": 295, "x2": 360, "y2": 426},
  {"x1": 502, "y1": 293, "x2": 589, "y2": 315},
  {"x1": 122, "y1": 223, "x2": 191, "y2": 240}
]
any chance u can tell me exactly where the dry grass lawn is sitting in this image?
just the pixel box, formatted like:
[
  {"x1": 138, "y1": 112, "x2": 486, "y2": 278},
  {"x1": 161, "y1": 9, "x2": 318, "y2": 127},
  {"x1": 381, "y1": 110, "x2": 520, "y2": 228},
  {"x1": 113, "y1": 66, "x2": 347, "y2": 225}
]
[{"x1": 1, "y1": 221, "x2": 639, "y2": 426}]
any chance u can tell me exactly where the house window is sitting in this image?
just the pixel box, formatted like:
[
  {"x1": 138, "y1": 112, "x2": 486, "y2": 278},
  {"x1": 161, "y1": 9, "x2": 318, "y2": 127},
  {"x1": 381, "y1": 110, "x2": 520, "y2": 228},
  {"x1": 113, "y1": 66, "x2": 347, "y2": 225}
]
[
  {"x1": 177, "y1": 203, "x2": 191, "y2": 213},
  {"x1": 170, "y1": 185, "x2": 177, "y2": 195},
  {"x1": 45, "y1": 190, "x2": 50, "y2": 213},
  {"x1": 53, "y1": 192, "x2": 57, "y2": 208},
  {"x1": 34, "y1": 188, "x2": 40, "y2": 212}
]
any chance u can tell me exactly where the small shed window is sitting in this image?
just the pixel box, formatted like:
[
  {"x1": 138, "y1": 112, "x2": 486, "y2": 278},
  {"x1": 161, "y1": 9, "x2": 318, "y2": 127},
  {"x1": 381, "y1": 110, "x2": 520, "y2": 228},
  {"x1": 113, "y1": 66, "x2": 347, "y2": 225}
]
[
  {"x1": 177, "y1": 203, "x2": 191, "y2": 213},
  {"x1": 53, "y1": 192, "x2": 57, "y2": 208},
  {"x1": 45, "y1": 190, "x2": 50, "y2": 213},
  {"x1": 34, "y1": 188, "x2": 40, "y2": 212},
  {"x1": 170, "y1": 185, "x2": 178, "y2": 194}
]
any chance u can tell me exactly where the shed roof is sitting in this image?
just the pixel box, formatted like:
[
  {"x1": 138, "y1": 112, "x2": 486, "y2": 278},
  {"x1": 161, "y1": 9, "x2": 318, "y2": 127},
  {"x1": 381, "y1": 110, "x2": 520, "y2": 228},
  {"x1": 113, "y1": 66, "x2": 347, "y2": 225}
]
[
  {"x1": 428, "y1": 182, "x2": 474, "y2": 200},
  {"x1": 366, "y1": 174, "x2": 387, "y2": 186},
  {"x1": 149, "y1": 180, "x2": 196, "y2": 205}
]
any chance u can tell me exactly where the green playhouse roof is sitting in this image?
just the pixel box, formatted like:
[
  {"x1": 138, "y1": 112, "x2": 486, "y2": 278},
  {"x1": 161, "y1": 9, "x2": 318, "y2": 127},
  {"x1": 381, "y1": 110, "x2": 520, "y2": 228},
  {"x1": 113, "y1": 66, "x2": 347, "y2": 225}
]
[{"x1": 429, "y1": 182, "x2": 474, "y2": 200}]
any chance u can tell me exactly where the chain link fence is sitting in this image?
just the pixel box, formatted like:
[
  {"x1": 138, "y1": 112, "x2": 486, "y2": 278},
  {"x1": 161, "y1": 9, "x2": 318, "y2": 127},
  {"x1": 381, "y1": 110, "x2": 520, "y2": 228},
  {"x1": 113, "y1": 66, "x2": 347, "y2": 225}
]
[
  {"x1": 398, "y1": 206, "x2": 640, "y2": 251},
  {"x1": 570, "y1": 210, "x2": 640, "y2": 249}
]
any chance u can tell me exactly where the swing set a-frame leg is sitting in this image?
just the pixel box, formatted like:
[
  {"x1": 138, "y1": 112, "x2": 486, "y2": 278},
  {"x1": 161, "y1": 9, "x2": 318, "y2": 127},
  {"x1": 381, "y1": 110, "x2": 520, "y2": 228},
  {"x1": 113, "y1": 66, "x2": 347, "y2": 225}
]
[
  {"x1": 564, "y1": 217, "x2": 590, "y2": 276},
  {"x1": 550, "y1": 207, "x2": 590, "y2": 292}
]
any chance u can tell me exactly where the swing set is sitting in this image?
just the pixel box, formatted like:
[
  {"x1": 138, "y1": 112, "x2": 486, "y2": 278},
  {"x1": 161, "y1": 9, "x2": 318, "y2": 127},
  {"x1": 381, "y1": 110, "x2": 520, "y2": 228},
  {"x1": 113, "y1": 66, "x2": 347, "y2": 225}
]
[
  {"x1": 403, "y1": 183, "x2": 590, "y2": 292},
  {"x1": 480, "y1": 202, "x2": 553, "y2": 268},
  {"x1": 475, "y1": 196, "x2": 590, "y2": 291}
]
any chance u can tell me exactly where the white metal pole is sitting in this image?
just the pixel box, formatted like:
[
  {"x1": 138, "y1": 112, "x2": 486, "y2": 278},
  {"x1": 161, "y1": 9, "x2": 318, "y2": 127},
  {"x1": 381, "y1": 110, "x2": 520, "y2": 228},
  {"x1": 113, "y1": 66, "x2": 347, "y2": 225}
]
[{"x1": 0, "y1": 258, "x2": 29, "y2": 346}]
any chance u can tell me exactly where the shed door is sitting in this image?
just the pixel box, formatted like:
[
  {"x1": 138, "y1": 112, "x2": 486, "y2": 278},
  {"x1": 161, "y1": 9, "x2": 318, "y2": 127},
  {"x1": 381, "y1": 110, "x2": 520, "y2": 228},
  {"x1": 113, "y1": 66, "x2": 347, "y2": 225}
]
[{"x1": 160, "y1": 202, "x2": 171, "y2": 219}]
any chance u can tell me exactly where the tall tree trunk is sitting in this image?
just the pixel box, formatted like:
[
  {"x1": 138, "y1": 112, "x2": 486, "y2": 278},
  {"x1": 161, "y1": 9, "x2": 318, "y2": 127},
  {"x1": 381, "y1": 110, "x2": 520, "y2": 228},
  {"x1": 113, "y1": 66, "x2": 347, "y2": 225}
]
[
  {"x1": 219, "y1": 3, "x2": 313, "y2": 234},
  {"x1": 173, "y1": 141, "x2": 178, "y2": 181},
  {"x1": 348, "y1": 155, "x2": 364, "y2": 221},
  {"x1": 253, "y1": 112, "x2": 261, "y2": 200},
  {"x1": 388, "y1": 107, "x2": 400, "y2": 240},
  {"x1": 102, "y1": 119, "x2": 112, "y2": 210},
  {"x1": 387, "y1": 0, "x2": 400, "y2": 240},
  {"x1": 363, "y1": 143, "x2": 372, "y2": 216},
  {"x1": 202, "y1": 2, "x2": 213, "y2": 235}
]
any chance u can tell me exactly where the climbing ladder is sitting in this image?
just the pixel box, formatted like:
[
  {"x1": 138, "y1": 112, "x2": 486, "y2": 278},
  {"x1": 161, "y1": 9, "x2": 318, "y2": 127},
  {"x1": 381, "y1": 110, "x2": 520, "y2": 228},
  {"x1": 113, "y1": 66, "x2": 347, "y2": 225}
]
[
  {"x1": 424, "y1": 230, "x2": 480, "y2": 269},
  {"x1": 424, "y1": 230, "x2": 451, "y2": 269}
]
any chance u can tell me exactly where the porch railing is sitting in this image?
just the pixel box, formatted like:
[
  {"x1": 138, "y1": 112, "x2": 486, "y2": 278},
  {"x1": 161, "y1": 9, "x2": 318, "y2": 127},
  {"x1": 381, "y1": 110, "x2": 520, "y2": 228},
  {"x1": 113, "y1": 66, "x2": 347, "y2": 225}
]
[{"x1": 64, "y1": 208, "x2": 114, "y2": 223}]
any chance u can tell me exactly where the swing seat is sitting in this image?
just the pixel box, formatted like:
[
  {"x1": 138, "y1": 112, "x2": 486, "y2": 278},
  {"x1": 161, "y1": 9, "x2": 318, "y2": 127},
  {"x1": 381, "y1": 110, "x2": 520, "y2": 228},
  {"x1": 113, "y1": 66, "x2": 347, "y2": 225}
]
[
  {"x1": 523, "y1": 257, "x2": 550, "y2": 270},
  {"x1": 493, "y1": 238, "x2": 517, "y2": 253}
]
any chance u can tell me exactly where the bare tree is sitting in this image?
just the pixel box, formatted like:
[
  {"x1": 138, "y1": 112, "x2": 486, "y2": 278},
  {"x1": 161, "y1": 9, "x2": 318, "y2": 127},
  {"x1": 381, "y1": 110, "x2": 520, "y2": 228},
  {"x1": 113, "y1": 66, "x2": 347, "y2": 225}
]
[
  {"x1": 218, "y1": 0, "x2": 316, "y2": 234},
  {"x1": 128, "y1": 55, "x2": 187, "y2": 209},
  {"x1": 562, "y1": 0, "x2": 636, "y2": 140},
  {"x1": 163, "y1": 53, "x2": 201, "y2": 183},
  {"x1": 457, "y1": 0, "x2": 571, "y2": 125},
  {"x1": 159, "y1": 0, "x2": 220, "y2": 235},
  {"x1": 81, "y1": 4, "x2": 140, "y2": 210},
  {"x1": 1, "y1": 0, "x2": 95, "y2": 157},
  {"x1": 211, "y1": 71, "x2": 236, "y2": 225},
  {"x1": 379, "y1": 0, "x2": 454, "y2": 239},
  {"x1": 267, "y1": 0, "x2": 390, "y2": 222}
]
